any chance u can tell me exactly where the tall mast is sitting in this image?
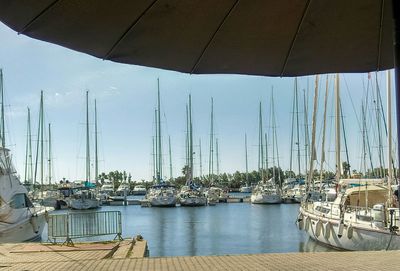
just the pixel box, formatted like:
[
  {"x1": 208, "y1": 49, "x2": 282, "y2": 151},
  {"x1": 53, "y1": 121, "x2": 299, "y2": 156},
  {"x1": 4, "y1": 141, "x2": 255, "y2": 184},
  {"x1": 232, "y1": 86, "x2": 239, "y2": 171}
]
[
  {"x1": 189, "y1": 94, "x2": 193, "y2": 181},
  {"x1": 265, "y1": 133, "x2": 268, "y2": 180},
  {"x1": 94, "y1": 99, "x2": 98, "y2": 183},
  {"x1": 152, "y1": 135, "x2": 156, "y2": 182},
  {"x1": 387, "y1": 70, "x2": 393, "y2": 207},
  {"x1": 157, "y1": 79, "x2": 162, "y2": 181},
  {"x1": 289, "y1": 80, "x2": 296, "y2": 177},
  {"x1": 209, "y1": 97, "x2": 214, "y2": 180},
  {"x1": 216, "y1": 138, "x2": 219, "y2": 175},
  {"x1": 154, "y1": 108, "x2": 158, "y2": 182},
  {"x1": 335, "y1": 74, "x2": 341, "y2": 183},
  {"x1": 308, "y1": 75, "x2": 319, "y2": 192},
  {"x1": 86, "y1": 90, "x2": 90, "y2": 183},
  {"x1": 245, "y1": 133, "x2": 248, "y2": 183},
  {"x1": 340, "y1": 100, "x2": 351, "y2": 177},
  {"x1": 0, "y1": 69, "x2": 4, "y2": 148},
  {"x1": 185, "y1": 105, "x2": 188, "y2": 169},
  {"x1": 25, "y1": 107, "x2": 33, "y2": 185},
  {"x1": 375, "y1": 73, "x2": 385, "y2": 177},
  {"x1": 272, "y1": 89, "x2": 281, "y2": 186},
  {"x1": 199, "y1": 139, "x2": 203, "y2": 178},
  {"x1": 259, "y1": 102, "x2": 264, "y2": 181},
  {"x1": 295, "y1": 78, "x2": 301, "y2": 178},
  {"x1": 319, "y1": 76, "x2": 329, "y2": 186},
  {"x1": 48, "y1": 123, "x2": 52, "y2": 185},
  {"x1": 34, "y1": 91, "x2": 44, "y2": 195},
  {"x1": 168, "y1": 135, "x2": 173, "y2": 181},
  {"x1": 303, "y1": 90, "x2": 309, "y2": 178},
  {"x1": 361, "y1": 102, "x2": 368, "y2": 176}
]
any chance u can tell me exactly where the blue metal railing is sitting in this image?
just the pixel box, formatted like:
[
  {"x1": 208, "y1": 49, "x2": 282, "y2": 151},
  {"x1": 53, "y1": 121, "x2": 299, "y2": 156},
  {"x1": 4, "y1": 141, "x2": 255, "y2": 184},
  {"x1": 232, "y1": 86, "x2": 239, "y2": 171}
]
[{"x1": 47, "y1": 211, "x2": 122, "y2": 245}]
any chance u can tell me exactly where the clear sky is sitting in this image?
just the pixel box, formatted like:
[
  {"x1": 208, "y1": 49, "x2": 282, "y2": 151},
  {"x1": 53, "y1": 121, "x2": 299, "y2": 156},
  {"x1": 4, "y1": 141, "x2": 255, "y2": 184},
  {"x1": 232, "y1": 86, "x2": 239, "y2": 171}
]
[{"x1": 0, "y1": 22, "x2": 396, "y2": 183}]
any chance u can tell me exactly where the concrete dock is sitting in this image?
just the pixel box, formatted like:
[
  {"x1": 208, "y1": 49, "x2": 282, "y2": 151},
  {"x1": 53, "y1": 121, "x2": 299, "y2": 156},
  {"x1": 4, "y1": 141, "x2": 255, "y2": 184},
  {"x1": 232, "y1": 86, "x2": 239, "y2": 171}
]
[{"x1": 1, "y1": 242, "x2": 400, "y2": 270}]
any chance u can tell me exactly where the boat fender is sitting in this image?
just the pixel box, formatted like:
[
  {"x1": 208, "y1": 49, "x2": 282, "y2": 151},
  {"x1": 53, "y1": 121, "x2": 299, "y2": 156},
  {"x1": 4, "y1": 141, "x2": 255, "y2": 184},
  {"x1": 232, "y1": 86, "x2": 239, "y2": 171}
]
[
  {"x1": 347, "y1": 225, "x2": 354, "y2": 239},
  {"x1": 30, "y1": 214, "x2": 39, "y2": 234},
  {"x1": 338, "y1": 223, "x2": 344, "y2": 238},
  {"x1": 305, "y1": 216, "x2": 311, "y2": 232},
  {"x1": 315, "y1": 220, "x2": 323, "y2": 237},
  {"x1": 297, "y1": 213, "x2": 304, "y2": 230},
  {"x1": 324, "y1": 222, "x2": 331, "y2": 239}
]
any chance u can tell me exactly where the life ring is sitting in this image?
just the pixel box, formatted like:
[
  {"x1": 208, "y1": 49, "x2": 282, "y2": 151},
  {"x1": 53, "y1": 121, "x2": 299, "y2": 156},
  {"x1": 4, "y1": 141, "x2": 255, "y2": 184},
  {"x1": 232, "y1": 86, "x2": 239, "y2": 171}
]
[
  {"x1": 324, "y1": 222, "x2": 331, "y2": 239},
  {"x1": 347, "y1": 225, "x2": 354, "y2": 239},
  {"x1": 315, "y1": 220, "x2": 323, "y2": 237}
]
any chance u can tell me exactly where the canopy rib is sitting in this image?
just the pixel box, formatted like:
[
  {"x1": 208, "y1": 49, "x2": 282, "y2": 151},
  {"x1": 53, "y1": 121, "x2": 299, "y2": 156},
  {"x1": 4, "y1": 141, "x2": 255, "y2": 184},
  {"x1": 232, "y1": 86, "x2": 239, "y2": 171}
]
[
  {"x1": 377, "y1": 0, "x2": 385, "y2": 70},
  {"x1": 18, "y1": 0, "x2": 61, "y2": 34},
  {"x1": 280, "y1": 0, "x2": 312, "y2": 76},
  {"x1": 103, "y1": 0, "x2": 159, "y2": 60},
  {"x1": 190, "y1": 0, "x2": 240, "y2": 74}
]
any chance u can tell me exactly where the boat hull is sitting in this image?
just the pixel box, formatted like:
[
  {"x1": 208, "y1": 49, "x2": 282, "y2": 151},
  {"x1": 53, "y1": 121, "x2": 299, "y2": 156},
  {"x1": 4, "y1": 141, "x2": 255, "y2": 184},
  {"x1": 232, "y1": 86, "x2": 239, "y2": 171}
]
[
  {"x1": 0, "y1": 210, "x2": 47, "y2": 243},
  {"x1": 251, "y1": 194, "x2": 282, "y2": 204},
  {"x1": 69, "y1": 199, "x2": 100, "y2": 210},
  {"x1": 180, "y1": 197, "x2": 207, "y2": 206},
  {"x1": 299, "y1": 207, "x2": 400, "y2": 250},
  {"x1": 149, "y1": 196, "x2": 176, "y2": 207}
]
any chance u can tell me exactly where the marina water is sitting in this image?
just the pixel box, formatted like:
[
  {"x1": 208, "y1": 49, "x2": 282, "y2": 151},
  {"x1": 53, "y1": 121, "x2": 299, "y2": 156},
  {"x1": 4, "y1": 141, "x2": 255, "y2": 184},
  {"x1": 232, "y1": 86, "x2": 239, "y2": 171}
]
[{"x1": 42, "y1": 196, "x2": 336, "y2": 257}]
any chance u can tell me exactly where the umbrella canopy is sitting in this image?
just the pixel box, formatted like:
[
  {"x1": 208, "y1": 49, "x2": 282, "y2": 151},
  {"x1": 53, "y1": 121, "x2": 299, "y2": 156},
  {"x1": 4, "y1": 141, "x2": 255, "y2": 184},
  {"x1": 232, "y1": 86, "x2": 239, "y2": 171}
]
[{"x1": 0, "y1": 0, "x2": 394, "y2": 76}]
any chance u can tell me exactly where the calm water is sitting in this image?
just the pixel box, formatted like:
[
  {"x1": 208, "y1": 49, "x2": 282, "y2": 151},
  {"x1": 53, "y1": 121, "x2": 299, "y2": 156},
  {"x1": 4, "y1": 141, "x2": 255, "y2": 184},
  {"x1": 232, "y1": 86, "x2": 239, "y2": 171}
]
[{"x1": 42, "y1": 198, "x2": 335, "y2": 257}]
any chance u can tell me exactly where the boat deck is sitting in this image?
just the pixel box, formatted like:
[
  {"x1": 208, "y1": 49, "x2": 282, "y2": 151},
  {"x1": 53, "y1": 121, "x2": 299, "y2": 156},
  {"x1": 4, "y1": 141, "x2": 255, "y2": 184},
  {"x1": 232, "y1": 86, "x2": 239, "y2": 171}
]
[{"x1": 1, "y1": 242, "x2": 399, "y2": 270}]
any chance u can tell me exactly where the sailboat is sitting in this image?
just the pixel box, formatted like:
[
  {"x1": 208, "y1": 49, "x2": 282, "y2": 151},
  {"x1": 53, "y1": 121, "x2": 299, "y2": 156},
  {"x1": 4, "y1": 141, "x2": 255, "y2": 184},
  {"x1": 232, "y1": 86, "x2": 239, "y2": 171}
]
[
  {"x1": 68, "y1": 91, "x2": 100, "y2": 210},
  {"x1": 239, "y1": 134, "x2": 252, "y2": 193},
  {"x1": 298, "y1": 73, "x2": 400, "y2": 250},
  {"x1": 178, "y1": 94, "x2": 207, "y2": 207},
  {"x1": 0, "y1": 69, "x2": 49, "y2": 242},
  {"x1": 145, "y1": 79, "x2": 177, "y2": 207},
  {"x1": 251, "y1": 99, "x2": 282, "y2": 204}
]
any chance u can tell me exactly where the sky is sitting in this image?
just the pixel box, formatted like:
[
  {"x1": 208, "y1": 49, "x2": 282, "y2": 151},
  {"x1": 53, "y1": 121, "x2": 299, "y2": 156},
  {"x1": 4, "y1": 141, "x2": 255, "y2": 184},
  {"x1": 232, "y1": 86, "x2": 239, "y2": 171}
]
[{"x1": 0, "y1": 22, "x2": 396, "y2": 183}]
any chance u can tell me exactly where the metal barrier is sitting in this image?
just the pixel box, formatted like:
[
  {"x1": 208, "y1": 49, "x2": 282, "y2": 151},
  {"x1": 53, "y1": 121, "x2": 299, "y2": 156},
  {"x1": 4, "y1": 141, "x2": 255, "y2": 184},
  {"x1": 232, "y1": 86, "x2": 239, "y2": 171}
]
[{"x1": 47, "y1": 210, "x2": 123, "y2": 245}]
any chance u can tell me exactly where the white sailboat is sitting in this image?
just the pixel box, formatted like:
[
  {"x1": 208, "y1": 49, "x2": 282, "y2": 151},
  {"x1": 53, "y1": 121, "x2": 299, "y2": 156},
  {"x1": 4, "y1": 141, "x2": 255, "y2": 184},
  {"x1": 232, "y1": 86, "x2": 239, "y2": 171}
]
[
  {"x1": 298, "y1": 72, "x2": 400, "y2": 250},
  {"x1": 68, "y1": 91, "x2": 100, "y2": 210},
  {"x1": 145, "y1": 79, "x2": 177, "y2": 207},
  {"x1": 179, "y1": 94, "x2": 207, "y2": 207},
  {"x1": 0, "y1": 69, "x2": 48, "y2": 242}
]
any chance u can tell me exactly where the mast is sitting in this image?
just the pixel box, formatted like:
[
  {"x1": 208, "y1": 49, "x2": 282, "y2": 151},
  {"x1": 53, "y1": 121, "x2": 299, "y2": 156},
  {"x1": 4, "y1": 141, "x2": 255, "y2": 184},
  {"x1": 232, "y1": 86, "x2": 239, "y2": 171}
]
[
  {"x1": 308, "y1": 75, "x2": 319, "y2": 192},
  {"x1": 189, "y1": 94, "x2": 193, "y2": 181},
  {"x1": 209, "y1": 97, "x2": 214, "y2": 180},
  {"x1": 375, "y1": 73, "x2": 385, "y2": 177},
  {"x1": 303, "y1": 90, "x2": 309, "y2": 179},
  {"x1": 273, "y1": 91, "x2": 281, "y2": 187},
  {"x1": 48, "y1": 123, "x2": 52, "y2": 185},
  {"x1": 245, "y1": 133, "x2": 249, "y2": 184},
  {"x1": 289, "y1": 80, "x2": 296, "y2": 177},
  {"x1": 387, "y1": 70, "x2": 393, "y2": 207},
  {"x1": 258, "y1": 102, "x2": 264, "y2": 181},
  {"x1": 85, "y1": 90, "x2": 90, "y2": 183},
  {"x1": 265, "y1": 133, "x2": 268, "y2": 180},
  {"x1": 34, "y1": 91, "x2": 44, "y2": 195},
  {"x1": 392, "y1": 0, "x2": 399, "y2": 207},
  {"x1": 152, "y1": 135, "x2": 156, "y2": 182},
  {"x1": 295, "y1": 78, "x2": 301, "y2": 178},
  {"x1": 157, "y1": 79, "x2": 162, "y2": 182},
  {"x1": 319, "y1": 76, "x2": 328, "y2": 187},
  {"x1": 94, "y1": 99, "x2": 98, "y2": 183},
  {"x1": 185, "y1": 105, "x2": 188, "y2": 169},
  {"x1": 216, "y1": 138, "x2": 219, "y2": 175},
  {"x1": 168, "y1": 135, "x2": 173, "y2": 181},
  {"x1": 335, "y1": 74, "x2": 341, "y2": 184},
  {"x1": 340, "y1": 101, "x2": 351, "y2": 177},
  {"x1": 199, "y1": 139, "x2": 203, "y2": 178},
  {"x1": 25, "y1": 107, "x2": 33, "y2": 185}
]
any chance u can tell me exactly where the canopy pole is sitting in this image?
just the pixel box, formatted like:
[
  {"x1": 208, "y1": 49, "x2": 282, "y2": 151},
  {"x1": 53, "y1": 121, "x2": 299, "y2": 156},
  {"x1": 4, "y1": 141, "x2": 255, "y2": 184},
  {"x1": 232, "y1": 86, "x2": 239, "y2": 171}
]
[{"x1": 393, "y1": 0, "x2": 400, "y2": 204}]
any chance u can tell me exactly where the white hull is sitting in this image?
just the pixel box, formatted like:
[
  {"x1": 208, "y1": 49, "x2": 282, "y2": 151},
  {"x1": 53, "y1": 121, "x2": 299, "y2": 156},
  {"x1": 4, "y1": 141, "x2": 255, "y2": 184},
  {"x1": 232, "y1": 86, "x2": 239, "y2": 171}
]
[
  {"x1": 239, "y1": 187, "x2": 252, "y2": 193},
  {"x1": 0, "y1": 209, "x2": 47, "y2": 243},
  {"x1": 69, "y1": 199, "x2": 100, "y2": 210},
  {"x1": 299, "y1": 206, "x2": 400, "y2": 250},
  {"x1": 149, "y1": 196, "x2": 176, "y2": 207},
  {"x1": 180, "y1": 196, "x2": 207, "y2": 206},
  {"x1": 251, "y1": 194, "x2": 282, "y2": 204}
]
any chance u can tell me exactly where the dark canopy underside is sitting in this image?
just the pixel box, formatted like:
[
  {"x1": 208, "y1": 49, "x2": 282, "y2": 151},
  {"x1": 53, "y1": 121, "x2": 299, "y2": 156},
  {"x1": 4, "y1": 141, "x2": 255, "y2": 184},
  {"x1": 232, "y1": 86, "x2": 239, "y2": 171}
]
[{"x1": 0, "y1": 0, "x2": 394, "y2": 76}]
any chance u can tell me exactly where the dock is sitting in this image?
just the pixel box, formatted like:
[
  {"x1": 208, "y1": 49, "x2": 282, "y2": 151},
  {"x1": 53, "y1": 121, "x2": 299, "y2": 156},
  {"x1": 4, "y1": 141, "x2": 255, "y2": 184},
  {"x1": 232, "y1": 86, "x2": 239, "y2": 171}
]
[{"x1": 2, "y1": 241, "x2": 400, "y2": 270}]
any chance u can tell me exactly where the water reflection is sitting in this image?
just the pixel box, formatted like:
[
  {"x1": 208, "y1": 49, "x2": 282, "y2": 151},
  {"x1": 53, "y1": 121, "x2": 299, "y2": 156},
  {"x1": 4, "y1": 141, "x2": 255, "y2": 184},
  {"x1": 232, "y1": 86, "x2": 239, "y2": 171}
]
[{"x1": 44, "y1": 202, "x2": 337, "y2": 257}]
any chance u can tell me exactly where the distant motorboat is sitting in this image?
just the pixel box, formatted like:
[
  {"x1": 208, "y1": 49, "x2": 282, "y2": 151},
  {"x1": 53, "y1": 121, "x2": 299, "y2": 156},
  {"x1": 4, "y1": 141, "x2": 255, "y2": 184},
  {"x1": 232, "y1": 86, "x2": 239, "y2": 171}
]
[
  {"x1": 100, "y1": 181, "x2": 114, "y2": 196},
  {"x1": 132, "y1": 184, "x2": 147, "y2": 195},
  {"x1": 116, "y1": 182, "x2": 131, "y2": 196},
  {"x1": 239, "y1": 186, "x2": 252, "y2": 193}
]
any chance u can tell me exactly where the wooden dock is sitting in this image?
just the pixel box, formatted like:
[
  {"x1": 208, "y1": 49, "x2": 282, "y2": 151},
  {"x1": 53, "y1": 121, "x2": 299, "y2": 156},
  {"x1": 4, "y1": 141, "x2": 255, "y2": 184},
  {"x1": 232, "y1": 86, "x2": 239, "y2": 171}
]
[{"x1": 2, "y1": 240, "x2": 399, "y2": 271}]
